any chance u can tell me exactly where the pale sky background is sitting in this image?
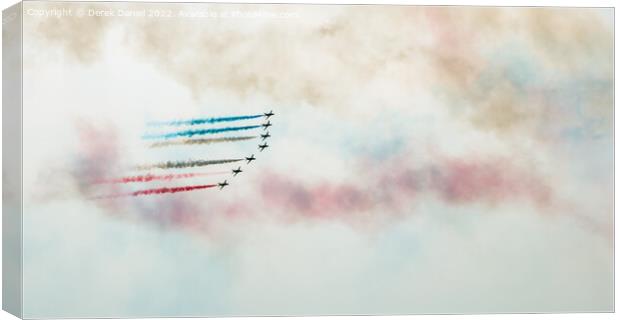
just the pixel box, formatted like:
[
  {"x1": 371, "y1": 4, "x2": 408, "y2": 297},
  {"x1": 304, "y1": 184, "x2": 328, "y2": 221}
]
[{"x1": 14, "y1": 2, "x2": 613, "y2": 317}]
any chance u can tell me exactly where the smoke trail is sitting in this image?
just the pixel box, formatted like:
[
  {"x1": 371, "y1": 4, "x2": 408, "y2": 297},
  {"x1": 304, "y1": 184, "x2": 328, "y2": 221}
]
[
  {"x1": 96, "y1": 172, "x2": 228, "y2": 184},
  {"x1": 148, "y1": 114, "x2": 263, "y2": 126},
  {"x1": 135, "y1": 158, "x2": 242, "y2": 170},
  {"x1": 143, "y1": 125, "x2": 261, "y2": 140},
  {"x1": 98, "y1": 184, "x2": 218, "y2": 198},
  {"x1": 149, "y1": 136, "x2": 257, "y2": 148}
]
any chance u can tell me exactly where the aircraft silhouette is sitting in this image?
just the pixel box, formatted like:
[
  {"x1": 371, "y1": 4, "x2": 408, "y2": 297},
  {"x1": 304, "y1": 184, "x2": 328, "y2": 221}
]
[
  {"x1": 261, "y1": 121, "x2": 272, "y2": 130},
  {"x1": 264, "y1": 110, "x2": 275, "y2": 119},
  {"x1": 260, "y1": 132, "x2": 271, "y2": 141},
  {"x1": 245, "y1": 154, "x2": 256, "y2": 163},
  {"x1": 258, "y1": 143, "x2": 269, "y2": 152},
  {"x1": 232, "y1": 167, "x2": 243, "y2": 176},
  {"x1": 218, "y1": 180, "x2": 229, "y2": 190}
]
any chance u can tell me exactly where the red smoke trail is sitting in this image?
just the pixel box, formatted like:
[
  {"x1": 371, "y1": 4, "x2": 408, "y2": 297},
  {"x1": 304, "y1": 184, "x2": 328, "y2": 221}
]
[
  {"x1": 132, "y1": 184, "x2": 218, "y2": 196},
  {"x1": 97, "y1": 184, "x2": 218, "y2": 198},
  {"x1": 96, "y1": 172, "x2": 227, "y2": 184}
]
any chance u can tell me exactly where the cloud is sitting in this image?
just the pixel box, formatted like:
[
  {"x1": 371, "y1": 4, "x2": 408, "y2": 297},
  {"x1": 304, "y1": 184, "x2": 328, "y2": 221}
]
[
  {"x1": 24, "y1": 5, "x2": 613, "y2": 142},
  {"x1": 257, "y1": 153, "x2": 552, "y2": 223},
  {"x1": 19, "y1": 3, "x2": 613, "y2": 316},
  {"x1": 29, "y1": 3, "x2": 112, "y2": 63}
]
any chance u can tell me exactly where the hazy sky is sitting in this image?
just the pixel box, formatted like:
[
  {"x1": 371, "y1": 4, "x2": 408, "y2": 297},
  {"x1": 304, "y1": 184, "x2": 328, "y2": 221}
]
[{"x1": 19, "y1": 2, "x2": 613, "y2": 317}]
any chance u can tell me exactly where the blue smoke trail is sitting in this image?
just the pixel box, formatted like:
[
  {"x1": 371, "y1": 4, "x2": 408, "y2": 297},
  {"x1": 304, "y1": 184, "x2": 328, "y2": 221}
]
[
  {"x1": 148, "y1": 114, "x2": 263, "y2": 126},
  {"x1": 143, "y1": 125, "x2": 261, "y2": 140}
]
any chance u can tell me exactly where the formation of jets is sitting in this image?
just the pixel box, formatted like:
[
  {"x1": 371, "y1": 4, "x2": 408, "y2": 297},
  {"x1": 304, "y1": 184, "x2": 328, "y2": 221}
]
[{"x1": 219, "y1": 110, "x2": 275, "y2": 190}]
